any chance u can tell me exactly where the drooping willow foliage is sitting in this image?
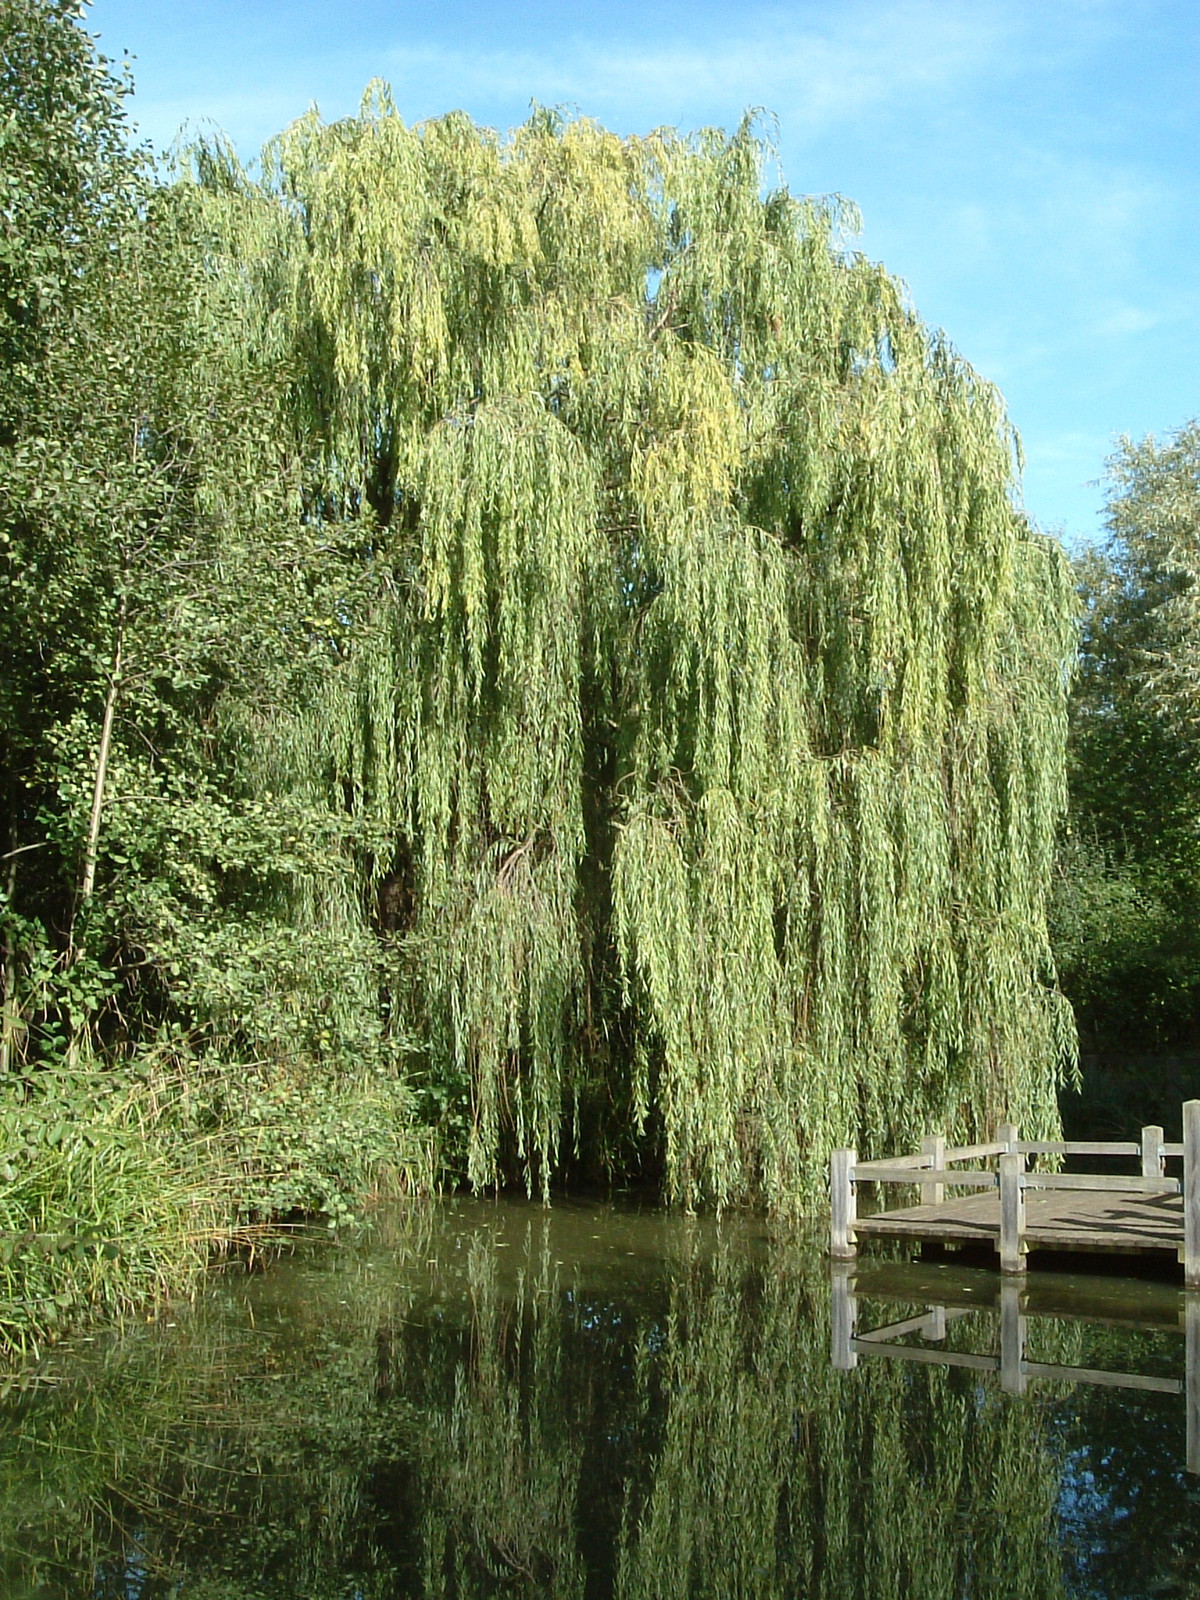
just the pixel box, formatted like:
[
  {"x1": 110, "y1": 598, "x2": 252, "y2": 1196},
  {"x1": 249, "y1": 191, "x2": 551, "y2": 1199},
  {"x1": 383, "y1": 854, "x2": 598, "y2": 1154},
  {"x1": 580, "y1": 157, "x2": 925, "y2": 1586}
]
[{"x1": 193, "y1": 90, "x2": 1075, "y2": 1209}]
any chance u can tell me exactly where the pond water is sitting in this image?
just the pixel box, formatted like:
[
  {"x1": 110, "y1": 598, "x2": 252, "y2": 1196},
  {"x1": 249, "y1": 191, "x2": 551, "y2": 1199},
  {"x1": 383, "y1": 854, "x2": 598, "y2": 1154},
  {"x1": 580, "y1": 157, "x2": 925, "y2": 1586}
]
[{"x1": 1, "y1": 1197, "x2": 1198, "y2": 1599}]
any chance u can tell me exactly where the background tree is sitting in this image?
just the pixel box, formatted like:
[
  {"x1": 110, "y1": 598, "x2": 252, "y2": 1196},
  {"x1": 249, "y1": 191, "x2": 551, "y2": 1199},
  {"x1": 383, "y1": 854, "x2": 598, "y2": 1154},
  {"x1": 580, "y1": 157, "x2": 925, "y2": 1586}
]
[
  {"x1": 0, "y1": 0, "x2": 132, "y2": 438},
  {"x1": 1053, "y1": 422, "x2": 1200, "y2": 1054},
  {"x1": 0, "y1": 0, "x2": 136, "y2": 1068},
  {"x1": 0, "y1": 7, "x2": 425, "y2": 1347}
]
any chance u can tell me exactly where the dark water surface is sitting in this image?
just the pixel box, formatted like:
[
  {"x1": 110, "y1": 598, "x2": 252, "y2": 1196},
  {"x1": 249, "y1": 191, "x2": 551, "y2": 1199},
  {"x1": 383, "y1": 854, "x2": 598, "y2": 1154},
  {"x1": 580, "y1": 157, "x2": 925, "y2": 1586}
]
[{"x1": 1, "y1": 1198, "x2": 1198, "y2": 1599}]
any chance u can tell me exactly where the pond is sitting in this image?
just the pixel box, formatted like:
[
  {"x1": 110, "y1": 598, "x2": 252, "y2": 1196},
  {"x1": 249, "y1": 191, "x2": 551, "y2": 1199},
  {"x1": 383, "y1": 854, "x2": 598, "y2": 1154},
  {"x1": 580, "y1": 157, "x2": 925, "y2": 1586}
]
[{"x1": 1, "y1": 1197, "x2": 1197, "y2": 1599}]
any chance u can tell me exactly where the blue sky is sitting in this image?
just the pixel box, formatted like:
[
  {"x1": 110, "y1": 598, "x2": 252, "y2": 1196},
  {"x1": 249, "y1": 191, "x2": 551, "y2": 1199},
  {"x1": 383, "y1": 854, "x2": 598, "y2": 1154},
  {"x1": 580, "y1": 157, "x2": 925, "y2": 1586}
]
[{"x1": 88, "y1": 0, "x2": 1199, "y2": 547}]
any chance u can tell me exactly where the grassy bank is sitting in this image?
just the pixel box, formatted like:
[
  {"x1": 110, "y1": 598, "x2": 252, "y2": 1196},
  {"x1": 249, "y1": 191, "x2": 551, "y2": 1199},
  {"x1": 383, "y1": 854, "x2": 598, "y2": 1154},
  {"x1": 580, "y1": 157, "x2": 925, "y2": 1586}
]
[{"x1": 0, "y1": 1059, "x2": 431, "y2": 1363}]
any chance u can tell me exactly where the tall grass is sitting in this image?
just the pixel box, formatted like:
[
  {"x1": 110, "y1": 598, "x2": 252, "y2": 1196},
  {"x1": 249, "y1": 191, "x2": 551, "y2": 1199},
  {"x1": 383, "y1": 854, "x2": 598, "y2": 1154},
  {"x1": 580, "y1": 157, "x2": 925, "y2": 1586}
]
[
  {"x1": 0, "y1": 1127, "x2": 215, "y2": 1361},
  {"x1": 0, "y1": 1060, "x2": 431, "y2": 1364}
]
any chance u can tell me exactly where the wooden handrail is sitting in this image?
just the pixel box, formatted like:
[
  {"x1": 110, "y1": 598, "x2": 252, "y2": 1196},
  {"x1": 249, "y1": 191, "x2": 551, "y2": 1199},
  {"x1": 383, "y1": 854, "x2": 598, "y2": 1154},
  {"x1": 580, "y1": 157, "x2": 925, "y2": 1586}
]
[
  {"x1": 854, "y1": 1166, "x2": 997, "y2": 1188},
  {"x1": 853, "y1": 1139, "x2": 1184, "y2": 1169},
  {"x1": 942, "y1": 1141, "x2": 1009, "y2": 1162},
  {"x1": 854, "y1": 1166, "x2": 1178, "y2": 1194},
  {"x1": 853, "y1": 1152, "x2": 932, "y2": 1173},
  {"x1": 855, "y1": 1138, "x2": 1172, "y2": 1166},
  {"x1": 1017, "y1": 1138, "x2": 1185, "y2": 1158},
  {"x1": 1021, "y1": 1172, "x2": 1180, "y2": 1195},
  {"x1": 1019, "y1": 1140, "x2": 1140, "y2": 1156}
]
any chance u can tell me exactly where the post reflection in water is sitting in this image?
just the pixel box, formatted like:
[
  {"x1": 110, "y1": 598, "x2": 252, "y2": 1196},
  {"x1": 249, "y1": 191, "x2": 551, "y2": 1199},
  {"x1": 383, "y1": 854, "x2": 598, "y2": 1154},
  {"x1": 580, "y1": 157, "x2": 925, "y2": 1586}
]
[
  {"x1": 0, "y1": 1199, "x2": 1197, "y2": 1599},
  {"x1": 831, "y1": 1258, "x2": 1200, "y2": 1474}
]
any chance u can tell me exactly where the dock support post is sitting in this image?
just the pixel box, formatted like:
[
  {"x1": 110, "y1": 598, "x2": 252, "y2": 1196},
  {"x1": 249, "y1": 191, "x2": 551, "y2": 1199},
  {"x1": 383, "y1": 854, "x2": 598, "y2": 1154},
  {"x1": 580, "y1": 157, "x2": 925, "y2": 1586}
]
[
  {"x1": 1142, "y1": 1124, "x2": 1165, "y2": 1179},
  {"x1": 1185, "y1": 1101, "x2": 1200, "y2": 1290},
  {"x1": 921, "y1": 1134, "x2": 945, "y2": 1206},
  {"x1": 830, "y1": 1147, "x2": 857, "y2": 1260},
  {"x1": 999, "y1": 1150, "x2": 1026, "y2": 1274},
  {"x1": 1187, "y1": 1294, "x2": 1199, "y2": 1476},
  {"x1": 831, "y1": 1264, "x2": 858, "y2": 1370},
  {"x1": 999, "y1": 1278, "x2": 1027, "y2": 1394}
]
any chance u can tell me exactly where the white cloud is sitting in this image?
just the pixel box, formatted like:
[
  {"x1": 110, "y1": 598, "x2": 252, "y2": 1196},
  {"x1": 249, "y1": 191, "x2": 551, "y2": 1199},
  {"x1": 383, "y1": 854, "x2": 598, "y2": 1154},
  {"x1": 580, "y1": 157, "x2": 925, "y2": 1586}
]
[
  {"x1": 1095, "y1": 304, "x2": 1160, "y2": 338},
  {"x1": 375, "y1": 1, "x2": 1016, "y2": 135},
  {"x1": 120, "y1": 0, "x2": 1022, "y2": 166}
]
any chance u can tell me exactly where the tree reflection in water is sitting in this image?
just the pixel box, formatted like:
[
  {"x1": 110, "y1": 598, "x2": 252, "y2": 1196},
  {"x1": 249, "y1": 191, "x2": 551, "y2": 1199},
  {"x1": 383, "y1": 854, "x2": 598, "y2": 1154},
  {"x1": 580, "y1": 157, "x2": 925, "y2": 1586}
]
[{"x1": 0, "y1": 1199, "x2": 1193, "y2": 1599}]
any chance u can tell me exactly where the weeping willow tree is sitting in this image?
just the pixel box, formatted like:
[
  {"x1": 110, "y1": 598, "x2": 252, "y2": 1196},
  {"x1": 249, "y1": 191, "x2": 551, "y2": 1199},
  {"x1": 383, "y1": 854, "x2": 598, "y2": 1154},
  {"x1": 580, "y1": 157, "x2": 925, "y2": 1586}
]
[{"x1": 194, "y1": 90, "x2": 1075, "y2": 1210}]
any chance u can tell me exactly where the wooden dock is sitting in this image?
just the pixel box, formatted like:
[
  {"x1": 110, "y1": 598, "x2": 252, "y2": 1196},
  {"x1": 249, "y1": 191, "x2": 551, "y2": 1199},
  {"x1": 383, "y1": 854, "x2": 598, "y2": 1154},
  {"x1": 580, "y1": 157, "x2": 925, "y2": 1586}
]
[{"x1": 830, "y1": 1100, "x2": 1200, "y2": 1282}]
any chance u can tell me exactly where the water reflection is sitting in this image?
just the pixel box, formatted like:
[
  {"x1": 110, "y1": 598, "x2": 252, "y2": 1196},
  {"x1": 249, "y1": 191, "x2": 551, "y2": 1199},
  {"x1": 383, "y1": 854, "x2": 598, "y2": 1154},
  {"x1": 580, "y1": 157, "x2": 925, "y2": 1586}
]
[
  {"x1": 833, "y1": 1261, "x2": 1200, "y2": 1471},
  {"x1": 0, "y1": 1199, "x2": 1196, "y2": 1598}
]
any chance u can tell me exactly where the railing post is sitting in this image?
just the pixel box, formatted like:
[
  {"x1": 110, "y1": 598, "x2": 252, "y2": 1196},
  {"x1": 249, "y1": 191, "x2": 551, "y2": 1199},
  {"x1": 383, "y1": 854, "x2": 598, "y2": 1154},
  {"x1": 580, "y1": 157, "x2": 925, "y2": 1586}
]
[
  {"x1": 999, "y1": 1150, "x2": 1026, "y2": 1274},
  {"x1": 1187, "y1": 1293, "x2": 1199, "y2": 1476},
  {"x1": 1142, "y1": 1125, "x2": 1165, "y2": 1180},
  {"x1": 831, "y1": 1147, "x2": 857, "y2": 1260},
  {"x1": 921, "y1": 1134, "x2": 945, "y2": 1206},
  {"x1": 996, "y1": 1121, "x2": 1018, "y2": 1152},
  {"x1": 831, "y1": 1263, "x2": 858, "y2": 1370},
  {"x1": 1185, "y1": 1101, "x2": 1200, "y2": 1290},
  {"x1": 999, "y1": 1277, "x2": 1027, "y2": 1393}
]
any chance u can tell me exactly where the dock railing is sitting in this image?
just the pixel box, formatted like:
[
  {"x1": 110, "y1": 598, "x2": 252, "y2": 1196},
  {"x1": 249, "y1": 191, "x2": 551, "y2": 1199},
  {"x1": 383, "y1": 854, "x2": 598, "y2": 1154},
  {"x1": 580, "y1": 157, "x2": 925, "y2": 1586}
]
[{"x1": 830, "y1": 1098, "x2": 1200, "y2": 1284}]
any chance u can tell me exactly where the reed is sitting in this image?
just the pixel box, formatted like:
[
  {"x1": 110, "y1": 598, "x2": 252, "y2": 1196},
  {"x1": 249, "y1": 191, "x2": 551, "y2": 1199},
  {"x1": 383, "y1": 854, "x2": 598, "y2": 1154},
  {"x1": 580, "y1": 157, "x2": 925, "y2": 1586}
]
[{"x1": 0, "y1": 1060, "x2": 431, "y2": 1362}]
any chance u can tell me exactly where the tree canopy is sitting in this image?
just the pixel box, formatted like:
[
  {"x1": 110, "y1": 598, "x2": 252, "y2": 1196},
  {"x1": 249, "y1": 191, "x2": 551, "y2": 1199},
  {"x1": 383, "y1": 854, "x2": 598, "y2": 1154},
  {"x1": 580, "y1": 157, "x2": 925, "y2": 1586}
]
[
  {"x1": 183, "y1": 89, "x2": 1076, "y2": 1206},
  {"x1": 1054, "y1": 422, "x2": 1200, "y2": 1049}
]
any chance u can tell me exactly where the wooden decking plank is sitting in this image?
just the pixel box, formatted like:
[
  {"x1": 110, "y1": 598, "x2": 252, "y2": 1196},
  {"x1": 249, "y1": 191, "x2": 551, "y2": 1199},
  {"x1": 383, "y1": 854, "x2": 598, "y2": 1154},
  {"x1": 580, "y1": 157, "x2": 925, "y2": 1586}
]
[{"x1": 855, "y1": 1188, "x2": 1184, "y2": 1256}]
